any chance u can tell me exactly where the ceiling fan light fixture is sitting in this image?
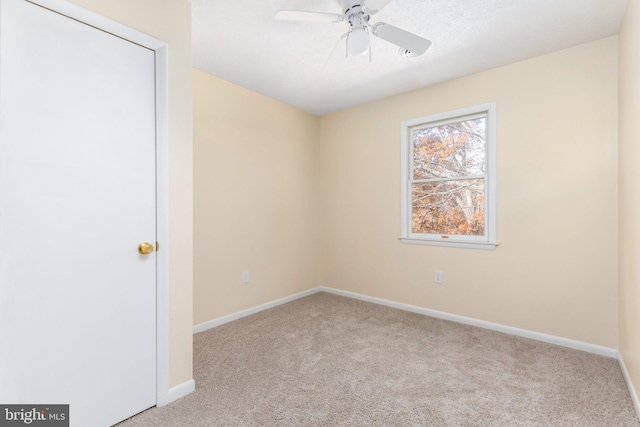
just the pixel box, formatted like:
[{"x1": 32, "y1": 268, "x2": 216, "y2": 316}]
[{"x1": 347, "y1": 27, "x2": 370, "y2": 57}]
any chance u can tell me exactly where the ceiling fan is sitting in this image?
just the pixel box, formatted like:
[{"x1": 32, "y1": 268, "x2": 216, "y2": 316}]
[{"x1": 275, "y1": 0, "x2": 431, "y2": 59}]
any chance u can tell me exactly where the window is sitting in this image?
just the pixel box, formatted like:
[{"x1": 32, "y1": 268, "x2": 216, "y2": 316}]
[{"x1": 400, "y1": 103, "x2": 496, "y2": 249}]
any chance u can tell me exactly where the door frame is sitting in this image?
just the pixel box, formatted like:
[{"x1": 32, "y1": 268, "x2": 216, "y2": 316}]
[{"x1": 2, "y1": 0, "x2": 172, "y2": 407}]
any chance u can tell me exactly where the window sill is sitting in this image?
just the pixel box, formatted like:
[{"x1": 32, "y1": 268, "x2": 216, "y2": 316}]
[{"x1": 399, "y1": 238, "x2": 498, "y2": 250}]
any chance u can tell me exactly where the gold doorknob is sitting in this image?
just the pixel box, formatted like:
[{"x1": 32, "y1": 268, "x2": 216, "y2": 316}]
[{"x1": 138, "y1": 242, "x2": 154, "y2": 255}]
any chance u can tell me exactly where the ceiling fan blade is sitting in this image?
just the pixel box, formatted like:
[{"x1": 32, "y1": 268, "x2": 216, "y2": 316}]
[
  {"x1": 275, "y1": 10, "x2": 343, "y2": 23},
  {"x1": 373, "y1": 23, "x2": 431, "y2": 56},
  {"x1": 364, "y1": 0, "x2": 393, "y2": 14}
]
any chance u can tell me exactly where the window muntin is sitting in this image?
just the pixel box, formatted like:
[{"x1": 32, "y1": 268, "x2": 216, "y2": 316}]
[{"x1": 401, "y1": 103, "x2": 496, "y2": 249}]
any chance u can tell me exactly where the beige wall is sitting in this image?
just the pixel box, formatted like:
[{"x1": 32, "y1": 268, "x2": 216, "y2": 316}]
[
  {"x1": 320, "y1": 37, "x2": 619, "y2": 348},
  {"x1": 69, "y1": 0, "x2": 193, "y2": 388},
  {"x1": 619, "y1": 0, "x2": 640, "y2": 400},
  {"x1": 193, "y1": 70, "x2": 322, "y2": 325}
]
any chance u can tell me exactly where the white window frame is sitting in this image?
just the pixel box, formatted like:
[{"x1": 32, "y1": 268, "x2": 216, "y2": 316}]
[{"x1": 400, "y1": 102, "x2": 497, "y2": 250}]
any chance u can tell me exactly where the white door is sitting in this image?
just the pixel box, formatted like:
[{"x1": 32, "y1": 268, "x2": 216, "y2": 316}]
[{"x1": 0, "y1": 0, "x2": 157, "y2": 425}]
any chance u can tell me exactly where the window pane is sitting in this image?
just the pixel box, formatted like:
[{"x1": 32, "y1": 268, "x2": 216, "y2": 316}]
[
  {"x1": 412, "y1": 118, "x2": 486, "y2": 180},
  {"x1": 412, "y1": 179, "x2": 485, "y2": 236}
]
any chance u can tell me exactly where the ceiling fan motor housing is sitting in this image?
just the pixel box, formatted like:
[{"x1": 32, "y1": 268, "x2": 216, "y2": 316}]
[
  {"x1": 340, "y1": 0, "x2": 365, "y2": 16},
  {"x1": 340, "y1": 0, "x2": 370, "y2": 33}
]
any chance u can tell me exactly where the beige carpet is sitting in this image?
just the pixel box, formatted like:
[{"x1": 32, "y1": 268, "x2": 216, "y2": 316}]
[{"x1": 119, "y1": 292, "x2": 639, "y2": 426}]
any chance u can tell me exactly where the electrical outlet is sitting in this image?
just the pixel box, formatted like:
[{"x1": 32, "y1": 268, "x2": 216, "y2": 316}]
[
  {"x1": 434, "y1": 271, "x2": 443, "y2": 284},
  {"x1": 242, "y1": 271, "x2": 249, "y2": 284}
]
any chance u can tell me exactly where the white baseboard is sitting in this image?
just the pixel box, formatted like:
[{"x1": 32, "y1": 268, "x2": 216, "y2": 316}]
[
  {"x1": 618, "y1": 352, "x2": 640, "y2": 418},
  {"x1": 193, "y1": 288, "x2": 322, "y2": 334},
  {"x1": 192, "y1": 285, "x2": 616, "y2": 358},
  {"x1": 162, "y1": 379, "x2": 195, "y2": 405},
  {"x1": 318, "y1": 286, "x2": 618, "y2": 358}
]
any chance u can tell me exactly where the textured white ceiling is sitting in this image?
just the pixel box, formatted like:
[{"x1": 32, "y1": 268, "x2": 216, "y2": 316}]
[{"x1": 192, "y1": 0, "x2": 628, "y2": 116}]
